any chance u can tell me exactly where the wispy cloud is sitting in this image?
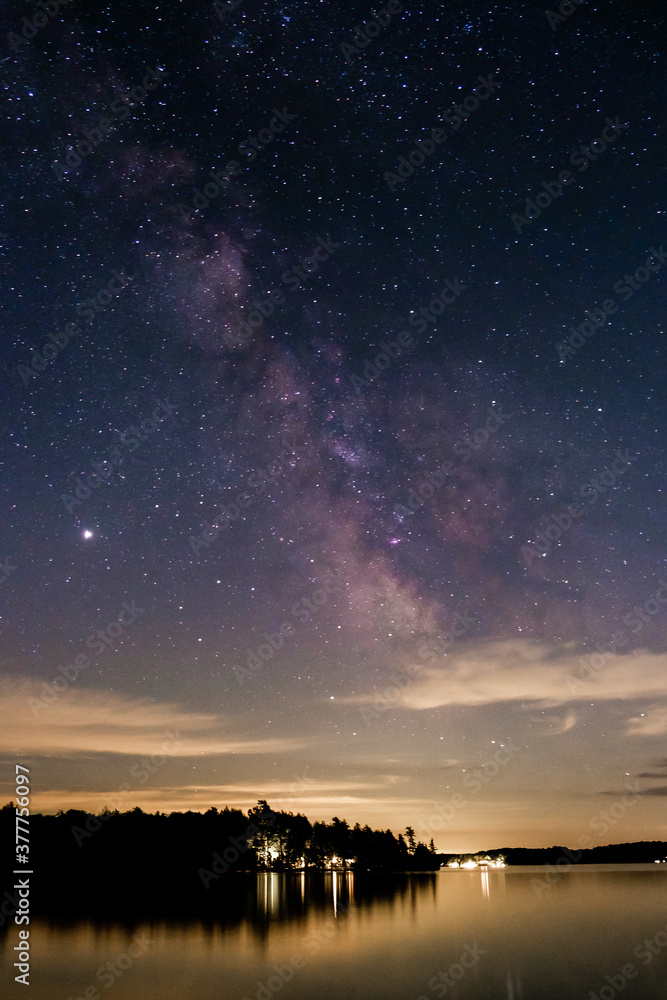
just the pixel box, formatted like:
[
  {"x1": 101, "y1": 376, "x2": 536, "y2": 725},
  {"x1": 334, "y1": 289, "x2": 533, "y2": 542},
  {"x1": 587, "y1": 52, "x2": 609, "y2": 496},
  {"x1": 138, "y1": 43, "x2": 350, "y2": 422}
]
[
  {"x1": 528, "y1": 710, "x2": 577, "y2": 735},
  {"x1": 26, "y1": 781, "x2": 434, "y2": 818},
  {"x1": 0, "y1": 677, "x2": 307, "y2": 757},
  {"x1": 626, "y1": 706, "x2": 667, "y2": 736},
  {"x1": 346, "y1": 640, "x2": 667, "y2": 712}
]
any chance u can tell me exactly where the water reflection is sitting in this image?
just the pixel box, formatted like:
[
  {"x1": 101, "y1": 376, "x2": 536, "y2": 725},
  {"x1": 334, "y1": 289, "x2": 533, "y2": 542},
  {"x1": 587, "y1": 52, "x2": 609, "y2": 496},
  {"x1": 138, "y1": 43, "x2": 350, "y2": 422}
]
[
  {"x1": 505, "y1": 966, "x2": 525, "y2": 999},
  {"x1": 251, "y1": 869, "x2": 359, "y2": 922},
  {"x1": 331, "y1": 870, "x2": 353, "y2": 916},
  {"x1": 3, "y1": 867, "x2": 666, "y2": 1000}
]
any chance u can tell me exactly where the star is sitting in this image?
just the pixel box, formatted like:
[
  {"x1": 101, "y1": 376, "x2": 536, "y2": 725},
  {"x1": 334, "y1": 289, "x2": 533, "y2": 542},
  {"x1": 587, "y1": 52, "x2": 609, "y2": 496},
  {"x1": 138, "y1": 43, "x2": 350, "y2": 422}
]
[{"x1": 2, "y1": 0, "x2": 665, "y2": 858}]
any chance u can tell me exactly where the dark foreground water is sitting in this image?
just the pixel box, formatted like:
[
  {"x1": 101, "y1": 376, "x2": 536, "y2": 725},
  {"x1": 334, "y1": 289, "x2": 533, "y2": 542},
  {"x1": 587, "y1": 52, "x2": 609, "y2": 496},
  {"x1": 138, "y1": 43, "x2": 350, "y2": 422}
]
[{"x1": 4, "y1": 865, "x2": 667, "y2": 999}]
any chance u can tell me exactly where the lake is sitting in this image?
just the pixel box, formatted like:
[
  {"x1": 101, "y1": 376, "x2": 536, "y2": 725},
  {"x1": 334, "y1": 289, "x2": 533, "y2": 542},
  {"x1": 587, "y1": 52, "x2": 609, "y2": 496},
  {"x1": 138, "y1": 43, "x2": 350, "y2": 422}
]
[{"x1": 7, "y1": 865, "x2": 667, "y2": 999}]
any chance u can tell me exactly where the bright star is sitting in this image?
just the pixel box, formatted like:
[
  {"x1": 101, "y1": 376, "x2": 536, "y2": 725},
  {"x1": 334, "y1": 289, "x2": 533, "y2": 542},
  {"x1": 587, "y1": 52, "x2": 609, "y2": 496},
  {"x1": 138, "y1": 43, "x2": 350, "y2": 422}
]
[{"x1": 83, "y1": 530, "x2": 94, "y2": 539}]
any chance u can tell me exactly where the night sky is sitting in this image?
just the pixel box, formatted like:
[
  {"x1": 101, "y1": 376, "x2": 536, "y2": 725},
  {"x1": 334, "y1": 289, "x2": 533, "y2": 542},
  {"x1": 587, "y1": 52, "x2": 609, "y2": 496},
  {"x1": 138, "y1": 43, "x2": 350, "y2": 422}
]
[{"x1": 1, "y1": 0, "x2": 666, "y2": 851}]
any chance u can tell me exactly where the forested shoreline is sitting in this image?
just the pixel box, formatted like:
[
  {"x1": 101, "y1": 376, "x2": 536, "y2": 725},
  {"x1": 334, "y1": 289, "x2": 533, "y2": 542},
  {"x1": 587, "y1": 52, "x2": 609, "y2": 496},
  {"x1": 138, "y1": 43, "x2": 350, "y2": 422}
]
[{"x1": 1, "y1": 801, "x2": 665, "y2": 922}]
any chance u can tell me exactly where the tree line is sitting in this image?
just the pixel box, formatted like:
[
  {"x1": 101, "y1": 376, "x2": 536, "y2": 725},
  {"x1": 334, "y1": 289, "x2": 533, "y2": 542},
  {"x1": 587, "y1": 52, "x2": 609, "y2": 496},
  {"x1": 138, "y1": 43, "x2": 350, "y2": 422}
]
[
  {"x1": 2, "y1": 800, "x2": 664, "y2": 923},
  {"x1": 0, "y1": 800, "x2": 441, "y2": 920}
]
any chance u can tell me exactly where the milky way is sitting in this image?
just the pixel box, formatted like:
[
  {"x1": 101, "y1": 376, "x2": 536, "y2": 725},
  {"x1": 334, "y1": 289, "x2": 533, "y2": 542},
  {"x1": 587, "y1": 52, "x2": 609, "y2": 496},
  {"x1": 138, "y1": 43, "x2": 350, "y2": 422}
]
[{"x1": 1, "y1": 0, "x2": 666, "y2": 849}]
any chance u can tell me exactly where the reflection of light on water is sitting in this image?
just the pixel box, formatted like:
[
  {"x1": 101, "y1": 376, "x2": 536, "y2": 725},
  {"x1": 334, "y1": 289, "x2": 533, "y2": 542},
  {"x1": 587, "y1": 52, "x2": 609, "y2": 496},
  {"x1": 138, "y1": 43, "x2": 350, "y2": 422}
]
[
  {"x1": 505, "y1": 968, "x2": 524, "y2": 998},
  {"x1": 478, "y1": 867, "x2": 507, "y2": 901},
  {"x1": 269, "y1": 873, "x2": 279, "y2": 915},
  {"x1": 330, "y1": 870, "x2": 354, "y2": 917},
  {"x1": 299, "y1": 871, "x2": 305, "y2": 903},
  {"x1": 257, "y1": 873, "x2": 281, "y2": 918}
]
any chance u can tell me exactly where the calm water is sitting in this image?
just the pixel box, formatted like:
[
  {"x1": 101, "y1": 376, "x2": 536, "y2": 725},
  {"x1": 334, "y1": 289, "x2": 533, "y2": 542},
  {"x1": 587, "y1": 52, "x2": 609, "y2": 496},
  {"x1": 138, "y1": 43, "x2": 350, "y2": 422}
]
[{"x1": 4, "y1": 866, "x2": 667, "y2": 999}]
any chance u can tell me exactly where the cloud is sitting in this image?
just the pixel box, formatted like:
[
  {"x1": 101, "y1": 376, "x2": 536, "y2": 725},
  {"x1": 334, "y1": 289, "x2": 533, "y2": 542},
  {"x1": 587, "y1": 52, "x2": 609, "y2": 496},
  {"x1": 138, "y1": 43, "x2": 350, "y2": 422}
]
[
  {"x1": 345, "y1": 640, "x2": 667, "y2": 711},
  {"x1": 635, "y1": 758, "x2": 667, "y2": 781},
  {"x1": 626, "y1": 706, "x2": 667, "y2": 736},
  {"x1": 528, "y1": 710, "x2": 577, "y2": 735},
  {"x1": 197, "y1": 779, "x2": 380, "y2": 796},
  {"x1": 25, "y1": 781, "x2": 434, "y2": 819},
  {"x1": 0, "y1": 677, "x2": 307, "y2": 757}
]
